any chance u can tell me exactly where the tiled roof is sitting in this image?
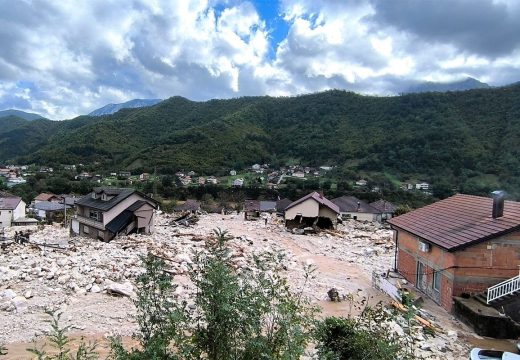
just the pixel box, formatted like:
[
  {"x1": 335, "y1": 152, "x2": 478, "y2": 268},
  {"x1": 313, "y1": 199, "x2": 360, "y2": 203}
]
[
  {"x1": 0, "y1": 196, "x2": 22, "y2": 210},
  {"x1": 388, "y1": 194, "x2": 520, "y2": 251},
  {"x1": 174, "y1": 199, "x2": 201, "y2": 212},
  {"x1": 35, "y1": 193, "x2": 57, "y2": 201},
  {"x1": 260, "y1": 201, "x2": 277, "y2": 212},
  {"x1": 76, "y1": 188, "x2": 135, "y2": 211},
  {"x1": 34, "y1": 201, "x2": 70, "y2": 211},
  {"x1": 244, "y1": 200, "x2": 260, "y2": 212},
  {"x1": 370, "y1": 199, "x2": 397, "y2": 213},
  {"x1": 276, "y1": 198, "x2": 292, "y2": 213},
  {"x1": 286, "y1": 192, "x2": 340, "y2": 214},
  {"x1": 331, "y1": 196, "x2": 380, "y2": 213}
]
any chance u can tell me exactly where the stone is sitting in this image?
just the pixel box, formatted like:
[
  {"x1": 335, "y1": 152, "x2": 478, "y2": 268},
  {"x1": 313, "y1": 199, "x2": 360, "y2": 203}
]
[
  {"x1": 11, "y1": 296, "x2": 28, "y2": 313},
  {"x1": 107, "y1": 281, "x2": 135, "y2": 298},
  {"x1": 24, "y1": 290, "x2": 33, "y2": 299},
  {"x1": 1, "y1": 289, "x2": 17, "y2": 300},
  {"x1": 91, "y1": 284, "x2": 101, "y2": 293}
]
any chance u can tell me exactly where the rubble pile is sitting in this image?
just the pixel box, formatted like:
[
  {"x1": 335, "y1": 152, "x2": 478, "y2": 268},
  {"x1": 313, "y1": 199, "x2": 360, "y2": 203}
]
[{"x1": 0, "y1": 214, "x2": 471, "y2": 358}]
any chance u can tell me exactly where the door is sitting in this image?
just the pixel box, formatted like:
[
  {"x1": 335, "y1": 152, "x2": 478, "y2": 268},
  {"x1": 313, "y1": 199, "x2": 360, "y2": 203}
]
[{"x1": 417, "y1": 261, "x2": 427, "y2": 290}]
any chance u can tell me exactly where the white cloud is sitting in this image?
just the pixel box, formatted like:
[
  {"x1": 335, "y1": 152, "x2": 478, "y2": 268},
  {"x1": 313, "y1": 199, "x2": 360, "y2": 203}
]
[{"x1": 0, "y1": 0, "x2": 519, "y2": 119}]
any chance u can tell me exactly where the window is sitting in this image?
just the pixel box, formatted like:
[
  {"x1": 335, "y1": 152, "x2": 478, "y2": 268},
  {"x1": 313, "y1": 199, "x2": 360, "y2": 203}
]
[
  {"x1": 89, "y1": 209, "x2": 103, "y2": 222},
  {"x1": 83, "y1": 225, "x2": 89, "y2": 234},
  {"x1": 433, "y1": 270, "x2": 441, "y2": 292}
]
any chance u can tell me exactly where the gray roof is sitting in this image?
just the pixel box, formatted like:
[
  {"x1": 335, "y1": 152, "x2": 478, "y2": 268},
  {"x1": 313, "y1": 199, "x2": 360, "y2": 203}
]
[
  {"x1": 174, "y1": 199, "x2": 201, "y2": 212},
  {"x1": 76, "y1": 188, "x2": 136, "y2": 211},
  {"x1": 331, "y1": 196, "x2": 381, "y2": 214},
  {"x1": 0, "y1": 196, "x2": 22, "y2": 210},
  {"x1": 259, "y1": 201, "x2": 277, "y2": 212},
  {"x1": 370, "y1": 199, "x2": 397, "y2": 213},
  {"x1": 34, "y1": 201, "x2": 70, "y2": 211}
]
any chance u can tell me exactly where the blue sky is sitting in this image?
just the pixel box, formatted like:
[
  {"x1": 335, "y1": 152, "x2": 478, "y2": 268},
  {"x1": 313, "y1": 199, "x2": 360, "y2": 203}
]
[{"x1": 1, "y1": 0, "x2": 520, "y2": 119}]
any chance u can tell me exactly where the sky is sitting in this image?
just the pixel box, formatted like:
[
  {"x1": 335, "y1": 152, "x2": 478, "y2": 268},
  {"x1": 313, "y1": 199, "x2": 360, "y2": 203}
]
[{"x1": 0, "y1": 0, "x2": 519, "y2": 120}]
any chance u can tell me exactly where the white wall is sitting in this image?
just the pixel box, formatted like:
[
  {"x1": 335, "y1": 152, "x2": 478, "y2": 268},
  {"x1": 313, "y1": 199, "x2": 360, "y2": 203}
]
[
  {"x1": 13, "y1": 200, "x2": 26, "y2": 220},
  {"x1": 0, "y1": 209, "x2": 12, "y2": 227},
  {"x1": 342, "y1": 211, "x2": 376, "y2": 222}
]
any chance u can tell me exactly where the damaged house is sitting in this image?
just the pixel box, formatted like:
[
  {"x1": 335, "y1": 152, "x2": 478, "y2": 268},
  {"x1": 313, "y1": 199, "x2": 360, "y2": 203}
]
[
  {"x1": 71, "y1": 187, "x2": 158, "y2": 241},
  {"x1": 284, "y1": 192, "x2": 340, "y2": 229}
]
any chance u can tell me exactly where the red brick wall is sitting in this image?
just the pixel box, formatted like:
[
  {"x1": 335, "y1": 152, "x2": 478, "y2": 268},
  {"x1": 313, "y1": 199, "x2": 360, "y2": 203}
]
[{"x1": 396, "y1": 228, "x2": 520, "y2": 312}]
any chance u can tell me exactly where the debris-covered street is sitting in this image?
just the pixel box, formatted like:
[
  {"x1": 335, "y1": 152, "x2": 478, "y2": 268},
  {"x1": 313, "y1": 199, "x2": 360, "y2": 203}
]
[{"x1": 0, "y1": 213, "x2": 499, "y2": 358}]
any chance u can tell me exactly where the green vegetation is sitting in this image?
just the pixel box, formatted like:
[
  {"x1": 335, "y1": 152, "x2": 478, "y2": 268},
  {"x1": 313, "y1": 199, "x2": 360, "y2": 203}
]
[
  {"x1": 4, "y1": 85, "x2": 520, "y2": 198},
  {"x1": 110, "y1": 229, "x2": 318, "y2": 359},
  {"x1": 26, "y1": 311, "x2": 98, "y2": 360}
]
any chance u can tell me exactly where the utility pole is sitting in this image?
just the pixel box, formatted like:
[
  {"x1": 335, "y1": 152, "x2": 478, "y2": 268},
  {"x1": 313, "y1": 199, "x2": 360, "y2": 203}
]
[{"x1": 153, "y1": 166, "x2": 157, "y2": 199}]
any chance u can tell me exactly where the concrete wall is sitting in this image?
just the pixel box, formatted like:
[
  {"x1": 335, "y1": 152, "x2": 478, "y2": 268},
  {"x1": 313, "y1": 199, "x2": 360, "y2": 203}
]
[
  {"x1": 13, "y1": 201, "x2": 25, "y2": 220},
  {"x1": 396, "y1": 228, "x2": 520, "y2": 312},
  {"x1": 341, "y1": 211, "x2": 376, "y2": 222},
  {"x1": 285, "y1": 199, "x2": 319, "y2": 220},
  {"x1": 0, "y1": 209, "x2": 12, "y2": 227}
]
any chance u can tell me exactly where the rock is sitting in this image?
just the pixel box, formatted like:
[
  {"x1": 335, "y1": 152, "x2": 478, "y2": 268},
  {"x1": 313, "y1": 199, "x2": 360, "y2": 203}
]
[
  {"x1": 11, "y1": 296, "x2": 28, "y2": 313},
  {"x1": 57, "y1": 274, "x2": 70, "y2": 284},
  {"x1": 0, "y1": 301, "x2": 15, "y2": 312},
  {"x1": 24, "y1": 290, "x2": 33, "y2": 299},
  {"x1": 174, "y1": 253, "x2": 192, "y2": 264},
  {"x1": 91, "y1": 284, "x2": 101, "y2": 293},
  {"x1": 107, "y1": 281, "x2": 135, "y2": 298},
  {"x1": 1, "y1": 289, "x2": 17, "y2": 300}
]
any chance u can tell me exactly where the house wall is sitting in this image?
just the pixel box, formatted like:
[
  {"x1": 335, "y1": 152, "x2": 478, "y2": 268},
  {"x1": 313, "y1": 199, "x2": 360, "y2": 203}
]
[
  {"x1": 396, "y1": 228, "x2": 520, "y2": 312},
  {"x1": 13, "y1": 201, "x2": 25, "y2": 220},
  {"x1": 341, "y1": 211, "x2": 376, "y2": 222},
  {"x1": 319, "y1": 206, "x2": 338, "y2": 221},
  {"x1": 102, "y1": 194, "x2": 152, "y2": 225},
  {"x1": 285, "y1": 199, "x2": 319, "y2": 220},
  {"x1": 0, "y1": 209, "x2": 13, "y2": 227},
  {"x1": 134, "y1": 203, "x2": 155, "y2": 234}
]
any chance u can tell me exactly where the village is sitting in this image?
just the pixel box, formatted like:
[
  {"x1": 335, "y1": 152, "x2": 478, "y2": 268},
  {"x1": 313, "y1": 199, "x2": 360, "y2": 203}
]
[{"x1": 0, "y1": 184, "x2": 519, "y2": 359}]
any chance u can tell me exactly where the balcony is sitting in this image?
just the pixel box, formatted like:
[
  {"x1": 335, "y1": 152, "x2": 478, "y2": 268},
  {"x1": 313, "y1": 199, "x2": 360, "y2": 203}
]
[{"x1": 75, "y1": 215, "x2": 105, "y2": 230}]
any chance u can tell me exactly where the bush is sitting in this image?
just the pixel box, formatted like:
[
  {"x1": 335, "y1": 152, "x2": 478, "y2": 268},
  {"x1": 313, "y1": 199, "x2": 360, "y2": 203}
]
[
  {"x1": 315, "y1": 302, "x2": 412, "y2": 360},
  {"x1": 110, "y1": 228, "x2": 317, "y2": 359}
]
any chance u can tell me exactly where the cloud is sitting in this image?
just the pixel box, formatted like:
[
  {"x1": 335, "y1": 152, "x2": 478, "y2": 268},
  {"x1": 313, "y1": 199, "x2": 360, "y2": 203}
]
[{"x1": 0, "y1": 0, "x2": 519, "y2": 119}]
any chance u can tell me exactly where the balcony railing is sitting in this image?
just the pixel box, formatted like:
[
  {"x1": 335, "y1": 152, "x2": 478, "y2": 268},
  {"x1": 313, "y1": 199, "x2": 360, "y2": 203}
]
[{"x1": 75, "y1": 215, "x2": 105, "y2": 230}]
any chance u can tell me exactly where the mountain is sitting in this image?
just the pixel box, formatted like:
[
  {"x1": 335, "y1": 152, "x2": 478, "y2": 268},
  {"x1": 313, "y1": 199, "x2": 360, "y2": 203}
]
[
  {"x1": 406, "y1": 77, "x2": 490, "y2": 94},
  {"x1": 2, "y1": 84, "x2": 520, "y2": 196},
  {"x1": 88, "y1": 99, "x2": 162, "y2": 116},
  {"x1": 0, "y1": 109, "x2": 44, "y2": 121}
]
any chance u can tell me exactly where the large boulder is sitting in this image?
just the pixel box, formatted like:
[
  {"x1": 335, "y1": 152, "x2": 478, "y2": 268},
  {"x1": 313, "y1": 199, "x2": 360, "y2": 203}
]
[{"x1": 106, "y1": 281, "x2": 135, "y2": 298}]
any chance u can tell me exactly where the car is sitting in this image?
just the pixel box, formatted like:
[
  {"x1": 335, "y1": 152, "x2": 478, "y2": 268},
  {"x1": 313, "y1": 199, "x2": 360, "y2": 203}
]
[{"x1": 470, "y1": 348, "x2": 520, "y2": 360}]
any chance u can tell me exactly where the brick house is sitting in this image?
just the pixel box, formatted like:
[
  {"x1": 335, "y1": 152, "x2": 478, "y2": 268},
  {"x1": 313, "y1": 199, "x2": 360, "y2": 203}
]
[
  {"x1": 71, "y1": 187, "x2": 158, "y2": 241},
  {"x1": 388, "y1": 192, "x2": 520, "y2": 312}
]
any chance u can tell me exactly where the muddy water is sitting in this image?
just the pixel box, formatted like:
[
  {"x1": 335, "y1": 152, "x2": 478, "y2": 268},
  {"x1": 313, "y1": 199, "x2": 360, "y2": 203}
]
[
  {"x1": 464, "y1": 334, "x2": 518, "y2": 353},
  {"x1": 4, "y1": 334, "x2": 138, "y2": 360}
]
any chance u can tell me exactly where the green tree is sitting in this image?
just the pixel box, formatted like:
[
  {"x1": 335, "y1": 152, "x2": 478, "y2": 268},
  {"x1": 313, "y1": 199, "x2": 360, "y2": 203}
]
[{"x1": 110, "y1": 228, "x2": 317, "y2": 360}]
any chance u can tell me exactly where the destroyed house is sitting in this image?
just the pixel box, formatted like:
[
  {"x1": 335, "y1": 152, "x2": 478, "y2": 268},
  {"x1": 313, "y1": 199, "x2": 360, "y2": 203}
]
[
  {"x1": 369, "y1": 199, "x2": 397, "y2": 222},
  {"x1": 284, "y1": 192, "x2": 339, "y2": 229},
  {"x1": 388, "y1": 192, "x2": 520, "y2": 312},
  {"x1": 332, "y1": 196, "x2": 381, "y2": 222},
  {"x1": 173, "y1": 199, "x2": 201, "y2": 213},
  {"x1": 244, "y1": 200, "x2": 277, "y2": 220},
  {"x1": 72, "y1": 187, "x2": 158, "y2": 241}
]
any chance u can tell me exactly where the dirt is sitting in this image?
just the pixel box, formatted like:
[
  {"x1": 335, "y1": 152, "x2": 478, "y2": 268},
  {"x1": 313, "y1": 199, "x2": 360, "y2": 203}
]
[{"x1": 1, "y1": 213, "x2": 514, "y2": 359}]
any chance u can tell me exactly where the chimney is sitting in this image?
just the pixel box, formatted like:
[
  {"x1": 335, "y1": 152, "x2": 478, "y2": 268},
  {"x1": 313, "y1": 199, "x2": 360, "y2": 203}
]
[{"x1": 491, "y1": 190, "x2": 505, "y2": 219}]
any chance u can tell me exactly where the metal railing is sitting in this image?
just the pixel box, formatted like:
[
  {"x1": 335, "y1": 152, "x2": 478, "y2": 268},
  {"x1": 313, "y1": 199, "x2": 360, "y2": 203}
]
[{"x1": 487, "y1": 275, "x2": 520, "y2": 303}]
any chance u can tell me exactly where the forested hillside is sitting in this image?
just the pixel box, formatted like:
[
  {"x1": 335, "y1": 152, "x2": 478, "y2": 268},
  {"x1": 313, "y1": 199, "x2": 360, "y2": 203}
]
[{"x1": 2, "y1": 84, "x2": 520, "y2": 196}]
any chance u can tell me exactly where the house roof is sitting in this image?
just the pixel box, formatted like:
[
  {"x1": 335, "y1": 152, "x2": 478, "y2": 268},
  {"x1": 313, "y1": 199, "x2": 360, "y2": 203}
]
[
  {"x1": 244, "y1": 200, "x2": 260, "y2": 212},
  {"x1": 106, "y1": 210, "x2": 134, "y2": 234},
  {"x1": 260, "y1": 201, "x2": 277, "y2": 212},
  {"x1": 286, "y1": 192, "x2": 340, "y2": 214},
  {"x1": 36, "y1": 202, "x2": 68, "y2": 211},
  {"x1": 174, "y1": 199, "x2": 201, "y2": 212},
  {"x1": 331, "y1": 196, "x2": 380, "y2": 214},
  {"x1": 276, "y1": 198, "x2": 292, "y2": 213},
  {"x1": 34, "y1": 201, "x2": 69, "y2": 211},
  {"x1": 35, "y1": 193, "x2": 57, "y2": 202},
  {"x1": 370, "y1": 199, "x2": 397, "y2": 213},
  {"x1": 0, "y1": 196, "x2": 22, "y2": 210},
  {"x1": 388, "y1": 193, "x2": 520, "y2": 251},
  {"x1": 76, "y1": 187, "x2": 158, "y2": 212}
]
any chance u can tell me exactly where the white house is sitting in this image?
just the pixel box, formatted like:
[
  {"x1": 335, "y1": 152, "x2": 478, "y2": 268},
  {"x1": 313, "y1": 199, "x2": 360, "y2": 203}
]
[
  {"x1": 355, "y1": 179, "x2": 368, "y2": 186},
  {"x1": 230, "y1": 170, "x2": 237, "y2": 176},
  {"x1": 233, "y1": 178, "x2": 244, "y2": 187},
  {"x1": 416, "y1": 182, "x2": 430, "y2": 190},
  {"x1": 0, "y1": 194, "x2": 27, "y2": 227}
]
